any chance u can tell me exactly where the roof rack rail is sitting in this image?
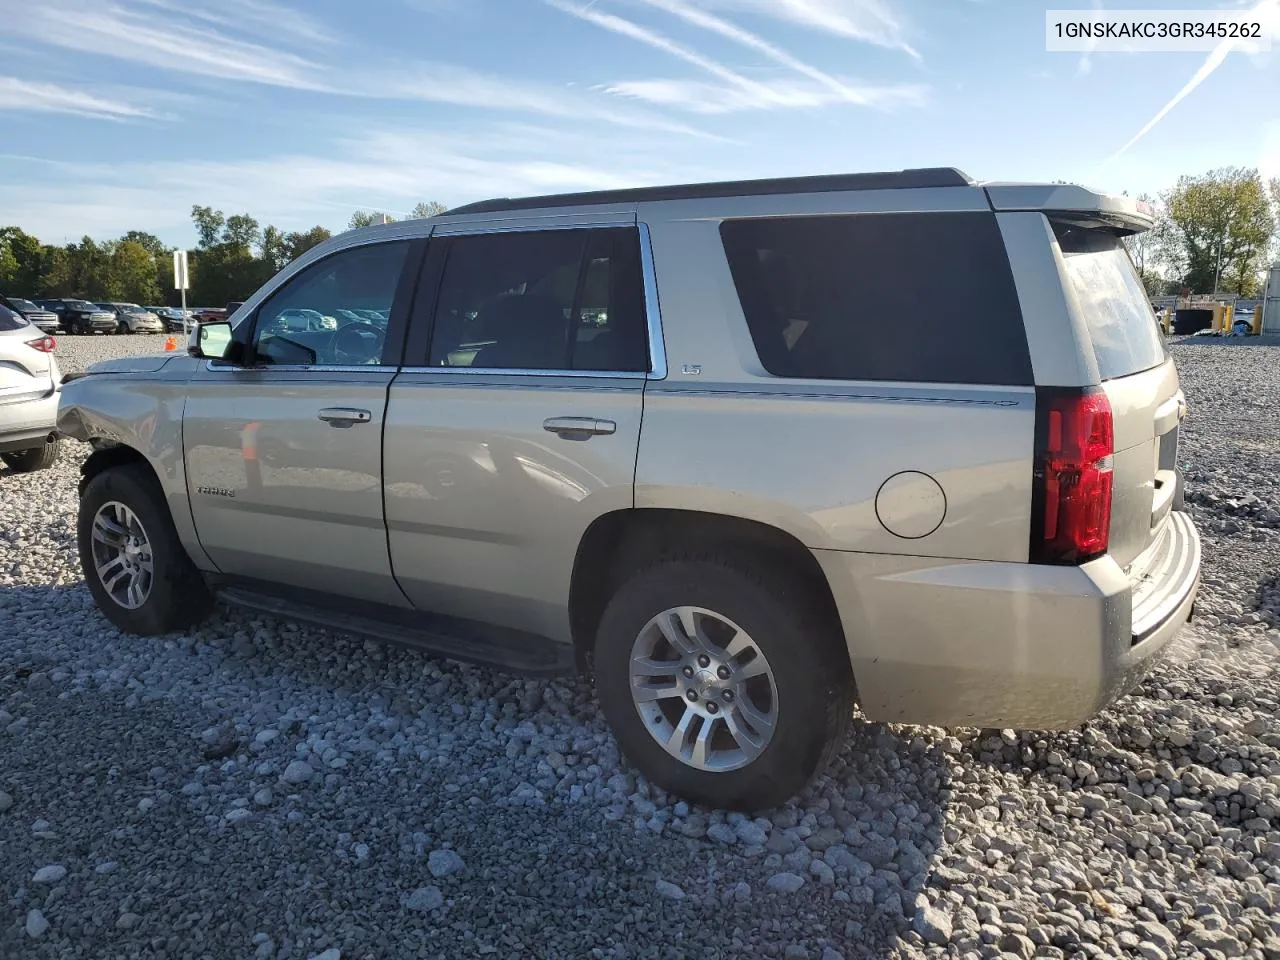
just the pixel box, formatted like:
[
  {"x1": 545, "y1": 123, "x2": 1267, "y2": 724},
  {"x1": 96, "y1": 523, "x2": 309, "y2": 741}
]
[{"x1": 445, "y1": 167, "x2": 974, "y2": 217}]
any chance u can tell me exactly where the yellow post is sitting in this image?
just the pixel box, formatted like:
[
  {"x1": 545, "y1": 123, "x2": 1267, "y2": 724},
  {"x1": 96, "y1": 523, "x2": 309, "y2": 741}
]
[
  {"x1": 1162, "y1": 308, "x2": 1173, "y2": 334},
  {"x1": 1210, "y1": 304, "x2": 1223, "y2": 332},
  {"x1": 1251, "y1": 305, "x2": 1263, "y2": 336},
  {"x1": 1225, "y1": 305, "x2": 1234, "y2": 332}
]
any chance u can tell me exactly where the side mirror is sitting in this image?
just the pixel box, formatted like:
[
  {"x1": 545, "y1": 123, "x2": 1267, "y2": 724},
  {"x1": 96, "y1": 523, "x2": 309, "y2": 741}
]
[{"x1": 189, "y1": 320, "x2": 233, "y2": 359}]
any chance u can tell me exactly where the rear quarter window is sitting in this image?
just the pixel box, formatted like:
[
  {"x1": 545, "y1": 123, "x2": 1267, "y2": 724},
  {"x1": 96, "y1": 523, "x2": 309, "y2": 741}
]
[
  {"x1": 1054, "y1": 222, "x2": 1167, "y2": 381},
  {"x1": 720, "y1": 211, "x2": 1032, "y2": 385},
  {"x1": 0, "y1": 304, "x2": 29, "y2": 331}
]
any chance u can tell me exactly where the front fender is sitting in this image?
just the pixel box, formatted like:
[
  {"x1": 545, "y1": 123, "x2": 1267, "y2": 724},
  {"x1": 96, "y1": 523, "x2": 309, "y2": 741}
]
[{"x1": 57, "y1": 364, "x2": 216, "y2": 572}]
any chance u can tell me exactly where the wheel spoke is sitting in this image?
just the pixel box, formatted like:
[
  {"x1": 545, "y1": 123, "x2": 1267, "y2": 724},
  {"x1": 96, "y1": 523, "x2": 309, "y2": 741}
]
[
  {"x1": 631, "y1": 655, "x2": 679, "y2": 678},
  {"x1": 126, "y1": 578, "x2": 144, "y2": 608},
  {"x1": 92, "y1": 513, "x2": 128, "y2": 545},
  {"x1": 691, "y1": 716, "x2": 716, "y2": 767},
  {"x1": 102, "y1": 565, "x2": 131, "y2": 592},
  {"x1": 737, "y1": 699, "x2": 776, "y2": 737},
  {"x1": 667, "y1": 705, "x2": 696, "y2": 754},
  {"x1": 656, "y1": 610, "x2": 698, "y2": 657},
  {"x1": 724, "y1": 708, "x2": 766, "y2": 756},
  {"x1": 734, "y1": 655, "x2": 770, "y2": 681},
  {"x1": 723, "y1": 629, "x2": 753, "y2": 659},
  {"x1": 95, "y1": 554, "x2": 125, "y2": 581},
  {"x1": 632, "y1": 680, "x2": 682, "y2": 703}
]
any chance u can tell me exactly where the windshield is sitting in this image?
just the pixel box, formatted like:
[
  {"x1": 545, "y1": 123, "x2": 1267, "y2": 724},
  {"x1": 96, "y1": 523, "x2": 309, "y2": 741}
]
[
  {"x1": 121, "y1": 304, "x2": 144, "y2": 313},
  {"x1": 67, "y1": 300, "x2": 99, "y2": 310},
  {"x1": 8, "y1": 298, "x2": 39, "y2": 311},
  {"x1": 1055, "y1": 222, "x2": 1167, "y2": 381}
]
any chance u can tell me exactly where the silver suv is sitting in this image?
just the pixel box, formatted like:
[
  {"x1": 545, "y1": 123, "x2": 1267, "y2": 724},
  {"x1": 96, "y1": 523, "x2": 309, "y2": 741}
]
[{"x1": 57, "y1": 168, "x2": 1200, "y2": 809}]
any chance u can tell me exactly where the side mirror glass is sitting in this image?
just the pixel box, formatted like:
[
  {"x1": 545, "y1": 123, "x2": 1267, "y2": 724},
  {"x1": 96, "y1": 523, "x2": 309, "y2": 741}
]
[{"x1": 189, "y1": 320, "x2": 233, "y2": 359}]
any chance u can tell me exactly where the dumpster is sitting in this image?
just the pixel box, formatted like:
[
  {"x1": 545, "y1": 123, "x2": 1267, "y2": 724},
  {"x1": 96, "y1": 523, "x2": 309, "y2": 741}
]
[{"x1": 1173, "y1": 308, "x2": 1214, "y2": 334}]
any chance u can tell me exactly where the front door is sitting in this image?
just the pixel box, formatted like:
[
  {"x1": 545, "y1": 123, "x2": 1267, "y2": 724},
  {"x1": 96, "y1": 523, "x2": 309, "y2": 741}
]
[
  {"x1": 384, "y1": 220, "x2": 652, "y2": 643},
  {"x1": 183, "y1": 238, "x2": 420, "y2": 606}
]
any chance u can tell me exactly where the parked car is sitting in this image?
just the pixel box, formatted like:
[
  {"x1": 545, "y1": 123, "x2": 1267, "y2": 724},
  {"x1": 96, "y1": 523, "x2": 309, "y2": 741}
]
[
  {"x1": 2, "y1": 296, "x2": 61, "y2": 334},
  {"x1": 0, "y1": 302, "x2": 60, "y2": 472},
  {"x1": 192, "y1": 307, "x2": 228, "y2": 324},
  {"x1": 148, "y1": 307, "x2": 193, "y2": 332},
  {"x1": 272, "y1": 307, "x2": 336, "y2": 332},
  {"x1": 57, "y1": 168, "x2": 1201, "y2": 810},
  {"x1": 97, "y1": 302, "x2": 165, "y2": 334},
  {"x1": 36, "y1": 299, "x2": 118, "y2": 335}
]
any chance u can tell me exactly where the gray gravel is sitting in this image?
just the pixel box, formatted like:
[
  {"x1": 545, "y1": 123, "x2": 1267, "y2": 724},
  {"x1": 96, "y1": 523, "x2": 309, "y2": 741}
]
[{"x1": 2, "y1": 333, "x2": 1279, "y2": 958}]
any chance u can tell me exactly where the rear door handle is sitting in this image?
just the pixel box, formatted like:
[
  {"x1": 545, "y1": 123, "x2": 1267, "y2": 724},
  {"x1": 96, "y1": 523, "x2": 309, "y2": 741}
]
[
  {"x1": 543, "y1": 416, "x2": 616, "y2": 439},
  {"x1": 318, "y1": 407, "x2": 372, "y2": 426}
]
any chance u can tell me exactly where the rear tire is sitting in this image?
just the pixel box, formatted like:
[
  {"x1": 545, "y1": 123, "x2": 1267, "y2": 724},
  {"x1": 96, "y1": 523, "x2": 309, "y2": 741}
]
[
  {"x1": 2, "y1": 440, "x2": 60, "y2": 473},
  {"x1": 594, "y1": 555, "x2": 853, "y2": 811},
  {"x1": 78, "y1": 463, "x2": 214, "y2": 635}
]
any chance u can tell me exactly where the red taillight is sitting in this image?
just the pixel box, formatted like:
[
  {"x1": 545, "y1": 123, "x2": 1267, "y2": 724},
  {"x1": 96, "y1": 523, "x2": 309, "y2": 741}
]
[
  {"x1": 1031, "y1": 388, "x2": 1114, "y2": 564},
  {"x1": 25, "y1": 335, "x2": 56, "y2": 353}
]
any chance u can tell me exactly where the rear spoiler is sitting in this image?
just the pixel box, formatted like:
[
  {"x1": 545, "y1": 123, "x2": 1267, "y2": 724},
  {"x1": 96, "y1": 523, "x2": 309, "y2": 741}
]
[{"x1": 982, "y1": 183, "x2": 1154, "y2": 235}]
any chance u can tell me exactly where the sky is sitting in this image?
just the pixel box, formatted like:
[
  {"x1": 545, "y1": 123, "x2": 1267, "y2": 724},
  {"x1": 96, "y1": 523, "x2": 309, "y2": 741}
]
[{"x1": 0, "y1": 0, "x2": 1277, "y2": 247}]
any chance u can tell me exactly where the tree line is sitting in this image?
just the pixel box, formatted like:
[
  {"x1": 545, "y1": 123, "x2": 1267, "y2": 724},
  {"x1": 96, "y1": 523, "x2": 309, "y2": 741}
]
[
  {"x1": 3, "y1": 168, "x2": 1277, "y2": 307},
  {"x1": 1124, "y1": 167, "x2": 1279, "y2": 297},
  {"x1": 0, "y1": 201, "x2": 448, "y2": 308}
]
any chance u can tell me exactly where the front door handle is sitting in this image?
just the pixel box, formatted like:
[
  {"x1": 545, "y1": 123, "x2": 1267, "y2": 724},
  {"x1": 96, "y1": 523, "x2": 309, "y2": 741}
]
[
  {"x1": 543, "y1": 416, "x2": 616, "y2": 440},
  {"x1": 318, "y1": 407, "x2": 372, "y2": 426}
]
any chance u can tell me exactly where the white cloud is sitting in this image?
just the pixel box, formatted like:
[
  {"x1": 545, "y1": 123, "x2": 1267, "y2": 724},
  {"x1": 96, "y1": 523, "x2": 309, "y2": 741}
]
[
  {"x1": 1094, "y1": 0, "x2": 1280, "y2": 173},
  {"x1": 690, "y1": 0, "x2": 918, "y2": 58},
  {"x1": 132, "y1": 0, "x2": 338, "y2": 47},
  {"x1": 547, "y1": 0, "x2": 781, "y2": 99},
  {"x1": 0, "y1": 77, "x2": 157, "y2": 121},
  {"x1": 633, "y1": 0, "x2": 901, "y2": 101},
  {"x1": 601, "y1": 76, "x2": 926, "y2": 113},
  {"x1": 16, "y1": 1, "x2": 329, "y2": 90},
  {"x1": 0, "y1": 126, "x2": 701, "y2": 241},
  {"x1": 0, "y1": 0, "x2": 715, "y2": 136},
  {"x1": 549, "y1": 0, "x2": 923, "y2": 113}
]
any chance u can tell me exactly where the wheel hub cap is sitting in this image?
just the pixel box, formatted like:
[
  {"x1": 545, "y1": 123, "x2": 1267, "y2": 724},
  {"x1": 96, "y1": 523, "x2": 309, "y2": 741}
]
[{"x1": 628, "y1": 605, "x2": 779, "y2": 773}]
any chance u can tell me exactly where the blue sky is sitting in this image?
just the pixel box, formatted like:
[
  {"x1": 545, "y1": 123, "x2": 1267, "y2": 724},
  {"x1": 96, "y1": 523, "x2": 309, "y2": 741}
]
[{"x1": 0, "y1": 0, "x2": 1277, "y2": 247}]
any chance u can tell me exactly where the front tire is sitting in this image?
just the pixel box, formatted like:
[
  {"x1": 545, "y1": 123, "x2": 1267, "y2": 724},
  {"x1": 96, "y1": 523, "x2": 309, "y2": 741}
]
[
  {"x1": 1, "y1": 440, "x2": 60, "y2": 473},
  {"x1": 594, "y1": 555, "x2": 853, "y2": 811},
  {"x1": 78, "y1": 463, "x2": 214, "y2": 635}
]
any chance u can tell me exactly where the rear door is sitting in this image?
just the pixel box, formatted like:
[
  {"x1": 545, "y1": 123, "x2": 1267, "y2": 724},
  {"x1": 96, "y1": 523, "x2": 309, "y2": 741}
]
[
  {"x1": 1054, "y1": 221, "x2": 1182, "y2": 569},
  {"x1": 383, "y1": 217, "x2": 651, "y2": 644}
]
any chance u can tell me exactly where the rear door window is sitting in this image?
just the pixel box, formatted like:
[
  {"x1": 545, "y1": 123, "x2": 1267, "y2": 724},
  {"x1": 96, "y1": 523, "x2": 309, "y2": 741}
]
[
  {"x1": 720, "y1": 212, "x2": 1032, "y2": 385},
  {"x1": 427, "y1": 227, "x2": 648, "y2": 373},
  {"x1": 1054, "y1": 222, "x2": 1167, "y2": 381}
]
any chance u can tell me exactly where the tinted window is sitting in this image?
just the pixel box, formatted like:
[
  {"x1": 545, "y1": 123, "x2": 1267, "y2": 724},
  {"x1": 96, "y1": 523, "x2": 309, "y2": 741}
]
[
  {"x1": 720, "y1": 212, "x2": 1032, "y2": 385},
  {"x1": 0, "y1": 303, "x2": 29, "y2": 331},
  {"x1": 428, "y1": 227, "x2": 647, "y2": 372},
  {"x1": 8, "y1": 298, "x2": 39, "y2": 312},
  {"x1": 252, "y1": 241, "x2": 410, "y2": 366},
  {"x1": 1054, "y1": 223, "x2": 1167, "y2": 381}
]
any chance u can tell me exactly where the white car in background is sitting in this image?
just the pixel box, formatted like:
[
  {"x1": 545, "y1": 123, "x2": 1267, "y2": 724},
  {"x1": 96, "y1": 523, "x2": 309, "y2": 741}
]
[{"x1": 0, "y1": 302, "x2": 60, "y2": 473}]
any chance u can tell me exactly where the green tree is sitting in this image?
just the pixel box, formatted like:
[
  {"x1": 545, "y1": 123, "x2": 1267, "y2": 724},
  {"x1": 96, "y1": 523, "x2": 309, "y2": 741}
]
[
  {"x1": 348, "y1": 210, "x2": 396, "y2": 229},
  {"x1": 107, "y1": 240, "x2": 162, "y2": 304},
  {"x1": 260, "y1": 225, "x2": 289, "y2": 274},
  {"x1": 284, "y1": 226, "x2": 331, "y2": 261},
  {"x1": 1122, "y1": 192, "x2": 1163, "y2": 293},
  {"x1": 1160, "y1": 167, "x2": 1276, "y2": 295},
  {"x1": 191, "y1": 206, "x2": 226, "y2": 249},
  {"x1": 0, "y1": 227, "x2": 46, "y2": 293},
  {"x1": 409, "y1": 200, "x2": 449, "y2": 219}
]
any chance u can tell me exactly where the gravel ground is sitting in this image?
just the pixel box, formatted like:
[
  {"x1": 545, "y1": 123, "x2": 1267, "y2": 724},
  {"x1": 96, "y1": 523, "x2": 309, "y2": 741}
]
[{"x1": 1, "y1": 332, "x2": 1278, "y2": 960}]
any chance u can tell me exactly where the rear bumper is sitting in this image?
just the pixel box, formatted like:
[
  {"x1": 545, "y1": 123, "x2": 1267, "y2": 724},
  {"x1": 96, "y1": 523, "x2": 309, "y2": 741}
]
[
  {"x1": 814, "y1": 512, "x2": 1201, "y2": 729},
  {"x1": 0, "y1": 388, "x2": 59, "y2": 453}
]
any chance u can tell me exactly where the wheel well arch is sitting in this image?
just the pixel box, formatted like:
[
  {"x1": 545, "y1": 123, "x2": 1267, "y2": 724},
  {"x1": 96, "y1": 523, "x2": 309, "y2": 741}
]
[
  {"x1": 79, "y1": 443, "x2": 155, "y2": 497},
  {"x1": 568, "y1": 508, "x2": 848, "y2": 676}
]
